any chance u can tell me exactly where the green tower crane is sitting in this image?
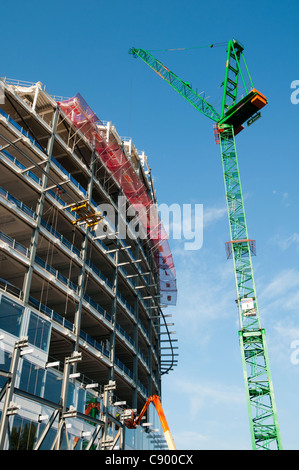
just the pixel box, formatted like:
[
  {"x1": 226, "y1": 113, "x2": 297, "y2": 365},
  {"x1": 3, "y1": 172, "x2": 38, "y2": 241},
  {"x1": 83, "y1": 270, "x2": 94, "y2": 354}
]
[{"x1": 129, "y1": 39, "x2": 282, "y2": 450}]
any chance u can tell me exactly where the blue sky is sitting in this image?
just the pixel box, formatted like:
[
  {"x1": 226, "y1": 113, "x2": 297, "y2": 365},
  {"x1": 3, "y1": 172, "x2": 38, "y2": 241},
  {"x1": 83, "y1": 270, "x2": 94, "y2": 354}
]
[{"x1": 2, "y1": 0, "x2": 299, "y2": 450}]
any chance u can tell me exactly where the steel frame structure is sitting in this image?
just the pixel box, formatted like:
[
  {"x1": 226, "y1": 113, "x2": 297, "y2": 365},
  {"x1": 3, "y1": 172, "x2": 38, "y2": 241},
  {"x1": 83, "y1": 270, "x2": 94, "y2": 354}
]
[
  {"x1": 0, "y1": 77, "x2": 176, "y2": 449},
  {"x1": 0, "y1": 339, "x2": 124, "y2": 450}
]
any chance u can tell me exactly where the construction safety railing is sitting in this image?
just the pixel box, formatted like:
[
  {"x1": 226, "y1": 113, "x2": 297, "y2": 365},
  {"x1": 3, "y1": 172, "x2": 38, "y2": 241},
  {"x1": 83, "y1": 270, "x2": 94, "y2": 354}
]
[
  {"x1": 0, "y1": 250, "x2": 151, "y2": 388},
  {"x1": 0, "y1": 185, "x2": 158, "y2": 348},
  {"x1": 0, "y1": 186, "x2": 37, "y2": 221},
  {"x1": 0, "y1": 107, "x2": 44, "y2": 152},
  {"x1": 0, "y1": 102, "x2": 172, "y2": 363},
  {"x1": 0, "y1": 148, "x2": 42, "y2": 185},
  {"x1": 0, "y1": 230, "x2": 31, "y2": 258},
  {"x1": 57, "y1": 94, "x2": 177, "y2": 306},
  {"x1": 0, "y1": 145, "x2": 157, "y2": 288},
  {"x1": 0, "y1": 275, "x2": 144, "y2": 393}
]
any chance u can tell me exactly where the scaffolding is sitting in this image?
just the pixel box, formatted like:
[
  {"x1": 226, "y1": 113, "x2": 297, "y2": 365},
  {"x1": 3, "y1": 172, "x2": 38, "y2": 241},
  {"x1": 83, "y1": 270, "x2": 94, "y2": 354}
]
[{"x1": 58, "y1": 94, "x2": 177, "y2": 306}]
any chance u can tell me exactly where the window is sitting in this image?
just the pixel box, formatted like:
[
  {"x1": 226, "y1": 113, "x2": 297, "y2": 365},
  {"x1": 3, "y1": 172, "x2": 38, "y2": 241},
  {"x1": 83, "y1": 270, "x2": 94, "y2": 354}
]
[
  {"x1": 44, "y1": 369, "x2": 61, "y2": 404},
  {"x1": 10, "y1": 416, "x2": 37, "y2": 450},
  {"x1": 77, "y1": 388, "x2": 86, "y2": 414},
  {"x1": 0, "y1": 296, "x2": 23, "y2": 336},
  {"x1": 27, "y1": 312, "x2": 51, "y2": 352},
  {"x1": 0, "y1": 350, "x2": 11, "y2": 389},
  {"x1": 19, "y1": 358, "x2": 45, "y2": 397},
  {"x1": 67, "y1": 381, "x2": 75, "y2": 409}
]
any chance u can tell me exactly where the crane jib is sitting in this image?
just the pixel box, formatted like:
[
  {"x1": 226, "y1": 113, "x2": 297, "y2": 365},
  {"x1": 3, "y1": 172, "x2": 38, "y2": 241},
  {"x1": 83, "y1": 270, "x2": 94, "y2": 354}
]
[{"x1": 129, "y1": 47, "x2": 220, "y2": 122}]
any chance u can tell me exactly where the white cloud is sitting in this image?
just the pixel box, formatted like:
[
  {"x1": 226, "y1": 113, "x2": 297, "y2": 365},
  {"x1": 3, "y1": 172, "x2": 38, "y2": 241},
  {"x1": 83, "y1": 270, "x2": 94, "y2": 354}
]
[
  {"x1": 273, "y1": 323, "x2": 299, "y2": 342},
  {"x1": 204, "y1": 206, "x2": 227, "y2": 226},
  {"x1": 160, "y1": 203, "x2": 226, "y2": 251},
  {"x1": 164, "y1": 373, "x2": 248, "y2": 449},
  {"x1": 256, "y1": 269, "x2": 299, "y2": 365},
  {"x1": 172, "y1": 431, "x2": 208, "y2": 449},
  {"x1": 173, "y1": 254, "x2": 235, "y2": 338},
  {"x1": 260, "y1": 268, "x2": 299, "y2": 312},
  {"x1": 276, "y1": 233, "x2": 299, "y2": 251},
  {"x1": 264, "y1": 320, "x2": 299, "y2": 367},
  {"x1": 271, "y1": 190, "x2": 292, "y2": 207},
  {"x1": 261, "y1": 268, "x2": 299, "y2": 297},
  {"x1": 182, "y1": 380, "x2": 245, "y2": 414}
]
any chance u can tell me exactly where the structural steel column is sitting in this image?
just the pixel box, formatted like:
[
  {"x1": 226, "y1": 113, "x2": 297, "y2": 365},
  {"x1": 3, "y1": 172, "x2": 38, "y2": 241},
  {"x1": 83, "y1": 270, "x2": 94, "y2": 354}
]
[
  {"x1": 109, "y1": 194, "x2": 121, "y2": 382},
  {"x1": 132, "y1": 243, "x2": 139, "y2": 409},
  {"x1": 22, "y1": 107, "x2": 60, "y2": 303},
  {"x1": 0, "y1": 338, "x2": 29, "y2": 449},
  {"x1": 73, "y1": 149, "x2": 96, "y2": 358},
  {"x1": 55, "y1": 352, "x2": 82, "y2": 450}
]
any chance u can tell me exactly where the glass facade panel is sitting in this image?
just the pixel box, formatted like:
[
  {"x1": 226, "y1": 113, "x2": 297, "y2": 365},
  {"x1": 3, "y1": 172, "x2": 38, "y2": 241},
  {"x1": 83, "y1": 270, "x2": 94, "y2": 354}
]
[
  {"x1": 77, "y1": 388, "x2": 86, "y2": 414},
  {"x1": 67, "y1": 381, "x2": 75, "y2": 408},
  {"x1": 37, "y1": 424, "x2": 57, "y2": 451},
  {"x1": 9, "y1": 416, "x2": 37, "y2": 450},
  {"x1": 0, "y1": 350, "x2": 11, "y2": 389},
  {"x1": 19, "y1": 358, "x2": 45, "y2": 397},
  {"x1": 27, "y1": 312, "x2": 51, "y2": 352},
  {"x1": 44, "y1": 369, "x2": 61, "y2": 404},
  {"x1": 0, "y1": 295, "x2": 23, "y2": 336}
]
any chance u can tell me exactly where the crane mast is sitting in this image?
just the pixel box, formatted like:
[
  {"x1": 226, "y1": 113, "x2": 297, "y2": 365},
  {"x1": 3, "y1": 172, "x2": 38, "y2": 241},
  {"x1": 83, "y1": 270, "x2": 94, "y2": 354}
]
[
  {"x1": 219, "y1": 124, "x2": 282, "y2": 450},
  {"x1": 129, "y1": 39, "x2": 282, "y2": 450}
]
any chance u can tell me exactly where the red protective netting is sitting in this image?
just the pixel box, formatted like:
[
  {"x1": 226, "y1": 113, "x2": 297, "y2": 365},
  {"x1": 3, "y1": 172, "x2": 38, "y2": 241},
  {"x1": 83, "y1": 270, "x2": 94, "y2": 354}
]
[{"x1": 57, "y1": 94, "x2": 177, "y2": 305}]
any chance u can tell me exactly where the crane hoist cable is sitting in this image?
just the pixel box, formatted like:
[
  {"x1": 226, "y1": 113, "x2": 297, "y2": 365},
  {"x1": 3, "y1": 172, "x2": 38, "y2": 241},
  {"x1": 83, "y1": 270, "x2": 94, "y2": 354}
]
[{"x1": 147, "y1": 42, "x2": 227, "y2": 52}]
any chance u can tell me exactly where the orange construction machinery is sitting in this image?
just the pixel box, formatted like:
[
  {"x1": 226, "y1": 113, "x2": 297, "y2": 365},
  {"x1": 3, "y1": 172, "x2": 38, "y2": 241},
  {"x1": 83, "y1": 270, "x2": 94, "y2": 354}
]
[{"x1": 123, "y1": 395, "x2": 176, "y2": 450}]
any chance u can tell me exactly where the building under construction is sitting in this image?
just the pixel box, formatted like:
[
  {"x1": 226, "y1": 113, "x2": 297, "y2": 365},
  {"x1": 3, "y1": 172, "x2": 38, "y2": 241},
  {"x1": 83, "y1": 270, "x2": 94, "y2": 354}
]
[{"x1": 0, "y1": 78, "x2": 177, "y2": 450}]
